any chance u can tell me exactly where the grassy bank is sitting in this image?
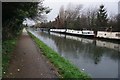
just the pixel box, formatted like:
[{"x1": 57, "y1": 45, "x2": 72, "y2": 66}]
[
  {"x1": 2, "y1": 39, "x2": 17, "y2": 75},
  {"x1": 28, "y1": 31, "x2": 91, "y2": 79},
  {"x1": 2, "y1": 29, "x2": 22, "y2": 76}
]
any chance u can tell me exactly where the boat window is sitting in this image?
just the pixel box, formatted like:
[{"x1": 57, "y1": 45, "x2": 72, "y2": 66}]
[{"x1": 116, "y1": 34, "x2": 120, "y2": 37}]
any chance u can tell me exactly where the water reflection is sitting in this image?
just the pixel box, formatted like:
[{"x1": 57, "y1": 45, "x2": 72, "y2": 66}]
[{"x1": 30, "y1": 30, "x2": 119, "y2": 78}]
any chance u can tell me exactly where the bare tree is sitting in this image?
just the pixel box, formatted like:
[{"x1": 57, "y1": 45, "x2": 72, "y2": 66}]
[
  {"x1": 64, "y1": 3, "x2": 83, "y2": 29},
  {"x1": 65, "y1": 3, "x2": 82, "y2": 21},
  {"x1": 54, "y1": 3, "x2": 83, "y2": 29},
  {"x1": 58, "y1": 5, "x2": 65, "y2": 28},
  {"x1": 85, "y1": 7, "x2": 97, "y2": 29}
]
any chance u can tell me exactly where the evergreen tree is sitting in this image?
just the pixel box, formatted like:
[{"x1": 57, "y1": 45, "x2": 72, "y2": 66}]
[{"x1": 96, "y1": 5, "x2": 108, "y2": 30}]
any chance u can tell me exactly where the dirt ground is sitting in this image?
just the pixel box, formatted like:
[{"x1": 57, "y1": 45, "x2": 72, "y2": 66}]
[{"x1": 4, "y1": 29, "x2": 58, "y2": 78}]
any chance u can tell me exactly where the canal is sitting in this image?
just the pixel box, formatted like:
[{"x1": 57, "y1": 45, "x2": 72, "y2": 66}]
[{"x1": 30, "y1": 29, "x2": 120, "y2": 78}]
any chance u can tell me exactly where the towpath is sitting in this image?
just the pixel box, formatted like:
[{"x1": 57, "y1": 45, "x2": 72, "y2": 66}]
[{"x1": 4, "y1": 29, "x2": 58, "y2": 78}]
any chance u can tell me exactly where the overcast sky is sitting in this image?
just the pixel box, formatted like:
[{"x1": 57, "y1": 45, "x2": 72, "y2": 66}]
[{"x1": 43, "y1": 0, "x2": 120, "y2": 21}]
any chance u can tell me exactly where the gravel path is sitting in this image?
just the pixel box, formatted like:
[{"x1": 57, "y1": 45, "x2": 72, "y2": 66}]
[{"x1": 5, "y1": 29, "x2": 58, "y2": 78}]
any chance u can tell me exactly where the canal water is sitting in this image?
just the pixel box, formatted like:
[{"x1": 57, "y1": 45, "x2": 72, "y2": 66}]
[{"x1": 30, "y1": 29, "x2": 120, "y2": 78}]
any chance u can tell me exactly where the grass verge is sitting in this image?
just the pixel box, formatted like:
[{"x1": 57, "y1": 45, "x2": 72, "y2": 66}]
[
  {"x1": 2, "y1": 39, "x2": 17, "y2": 75},
  {"x1": 2, "y1": 30, "x2": 22, "y2": 76},
  {"x1": 28, "y1": 31, "x2": 91, "y2": 79}
]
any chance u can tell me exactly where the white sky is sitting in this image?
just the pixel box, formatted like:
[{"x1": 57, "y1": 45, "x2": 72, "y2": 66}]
[
  {"x1": 43, "y1": 0, "x2": 120, "y2": 21},
  {"x1": 23, "y1": 18, "x2": 35, "y2": 26}
]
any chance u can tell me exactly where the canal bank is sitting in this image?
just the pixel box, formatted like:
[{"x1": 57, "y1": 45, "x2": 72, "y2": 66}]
[{"x1": 28, "y1": 30, "x2": 91, "y2": 79}]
